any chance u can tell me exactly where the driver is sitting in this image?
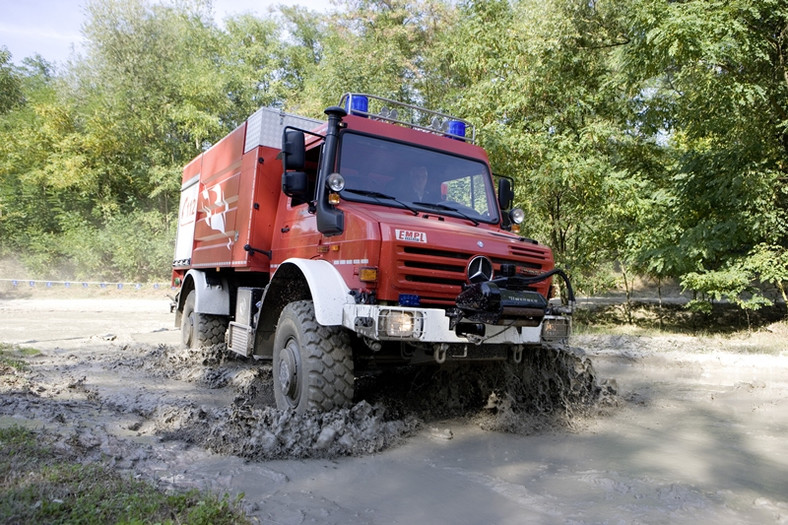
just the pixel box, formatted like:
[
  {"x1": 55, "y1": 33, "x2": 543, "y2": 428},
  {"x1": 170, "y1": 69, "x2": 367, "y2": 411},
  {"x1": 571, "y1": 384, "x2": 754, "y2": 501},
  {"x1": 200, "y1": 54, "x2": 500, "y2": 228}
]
[{"x1": 407, "y1": 165, "x2": 429, "y2": 201}]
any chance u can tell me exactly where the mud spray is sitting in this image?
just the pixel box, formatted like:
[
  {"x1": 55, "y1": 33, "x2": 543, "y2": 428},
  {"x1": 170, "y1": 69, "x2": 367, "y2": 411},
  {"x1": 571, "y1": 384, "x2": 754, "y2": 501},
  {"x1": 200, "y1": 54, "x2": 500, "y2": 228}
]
[
  {"x1": 0, "y1": 342, "x2": 616, "y2": 462},
  {"x1": 146, "y1": 343, "x2": 616, "y2": 459}
]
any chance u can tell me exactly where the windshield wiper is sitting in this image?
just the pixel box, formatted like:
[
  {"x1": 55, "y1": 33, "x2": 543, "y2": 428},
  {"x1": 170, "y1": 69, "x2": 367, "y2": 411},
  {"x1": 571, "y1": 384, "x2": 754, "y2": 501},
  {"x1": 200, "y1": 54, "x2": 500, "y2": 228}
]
[
  {"x1": 343, "y1": 188, "x2": 419, "y2": 216},
  {"x1": 413, "y1": 202, "x2": 480, "y2": 226}
]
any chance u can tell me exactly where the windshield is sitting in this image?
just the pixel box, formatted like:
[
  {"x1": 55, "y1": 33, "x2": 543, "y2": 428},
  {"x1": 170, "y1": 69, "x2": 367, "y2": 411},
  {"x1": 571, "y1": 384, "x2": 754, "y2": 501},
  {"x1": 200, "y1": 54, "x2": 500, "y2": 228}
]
[{"x1": 337, "y1": 132, "x2": 499, "y2": 224}]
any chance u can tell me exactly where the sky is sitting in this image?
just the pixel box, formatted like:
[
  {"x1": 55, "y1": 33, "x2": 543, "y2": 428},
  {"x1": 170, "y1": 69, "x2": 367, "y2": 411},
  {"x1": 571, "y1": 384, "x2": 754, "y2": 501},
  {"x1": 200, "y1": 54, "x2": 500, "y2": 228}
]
[{"x1": 0, "y1": 0, "x2": 331, "y2": 66}]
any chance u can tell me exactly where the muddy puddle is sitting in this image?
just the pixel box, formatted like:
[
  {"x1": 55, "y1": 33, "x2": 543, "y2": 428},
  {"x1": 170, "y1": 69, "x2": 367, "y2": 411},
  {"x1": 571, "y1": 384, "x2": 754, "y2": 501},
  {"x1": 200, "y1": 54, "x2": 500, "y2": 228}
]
[
  {"x1": 1, "y1": 339, "x2": 610, "y2": 464},
  {"x1": 3, "y1": 298, "x2": 786, "y2": 524}
]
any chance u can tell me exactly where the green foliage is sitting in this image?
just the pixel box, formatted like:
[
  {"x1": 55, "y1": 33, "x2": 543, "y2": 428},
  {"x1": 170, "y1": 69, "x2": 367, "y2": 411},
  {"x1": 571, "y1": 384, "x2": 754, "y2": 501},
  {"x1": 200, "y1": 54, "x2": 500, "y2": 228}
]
[
  {"x1": 0, "y1": 0, "x2": 295, "y2": 281},
  {"x1": 0, "y1": 0, "x2": 786, "y2": 321},
  {"x1": 681, "y1": 267, "x2": 773, "y2": 328},
  {"x1": 619, "y1": 0, "x2": 788, "y2": 289},
  {"x1": 0, "y1": 48, "x2": 25, "y2": 114},
  {"x1": 0, "y1": 342, "x2": 40, "y2": 358},
  {"x1": 682, "y1": 268, "x2": 749, "y2": 305},
  {"x1": 0, "y1": 342, "x2": 32, "y2": 371},
  {"x1": 422, "y1": 0, "x2": 649, "y2": 294},
  {"x1": 743, "y1": 244, "x2": 788, "y2": 303},
  {"x1": 287, "y1": 0, "x2": 452, "y2": 114},
  {"x1": 21, "y1": 209, "x2": 175, "y2": 281}
]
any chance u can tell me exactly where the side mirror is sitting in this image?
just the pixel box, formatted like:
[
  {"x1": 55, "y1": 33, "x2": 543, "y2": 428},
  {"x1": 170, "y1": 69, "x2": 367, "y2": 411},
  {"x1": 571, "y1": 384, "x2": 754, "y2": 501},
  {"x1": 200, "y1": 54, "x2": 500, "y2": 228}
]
[
  {"x1": 498, "y1": 178, "x2": 514, "y2": 211},
  {"x1": 283, "y1": 130, "x2": 306, "y2": 171},
  {"x1": 282, "y1": 171, "x2": 308, "y2": 205}
]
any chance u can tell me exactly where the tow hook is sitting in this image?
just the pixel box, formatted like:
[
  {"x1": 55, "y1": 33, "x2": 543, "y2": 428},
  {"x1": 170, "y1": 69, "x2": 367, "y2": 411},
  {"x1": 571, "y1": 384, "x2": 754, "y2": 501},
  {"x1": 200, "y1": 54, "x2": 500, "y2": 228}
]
[
  {"x1": 512, "y1": 345, "x2": 523, "y2": 364},
  {"x1": 434, "y1": 344, "x2": 448, "y2": 364}
]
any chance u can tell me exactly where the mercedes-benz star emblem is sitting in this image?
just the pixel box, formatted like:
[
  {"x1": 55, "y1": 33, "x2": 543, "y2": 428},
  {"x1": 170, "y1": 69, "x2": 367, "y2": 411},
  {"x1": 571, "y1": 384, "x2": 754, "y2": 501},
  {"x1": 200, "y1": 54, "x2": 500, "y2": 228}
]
[{"x1": 467, "y1": 256, "x2": 494, "y2": 283}]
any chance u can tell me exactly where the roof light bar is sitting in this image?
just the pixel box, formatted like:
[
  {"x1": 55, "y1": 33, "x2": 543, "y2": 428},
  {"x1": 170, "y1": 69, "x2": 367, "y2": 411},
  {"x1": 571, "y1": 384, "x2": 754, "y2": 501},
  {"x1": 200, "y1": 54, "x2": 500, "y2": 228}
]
[{"x1": 338, "y1": 93, "x2": 475, "y2": 144}]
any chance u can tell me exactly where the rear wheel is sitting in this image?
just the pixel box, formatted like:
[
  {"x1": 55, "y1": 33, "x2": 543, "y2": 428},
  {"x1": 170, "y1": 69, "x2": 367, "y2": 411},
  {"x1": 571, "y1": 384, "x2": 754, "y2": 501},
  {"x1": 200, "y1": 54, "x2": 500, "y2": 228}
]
[
  {"x1": 180, "y1": 290, "x2": 227, "y2": 348},
  {"x1": 273, "y1": 300, "x2": 354, "y2": 413}
]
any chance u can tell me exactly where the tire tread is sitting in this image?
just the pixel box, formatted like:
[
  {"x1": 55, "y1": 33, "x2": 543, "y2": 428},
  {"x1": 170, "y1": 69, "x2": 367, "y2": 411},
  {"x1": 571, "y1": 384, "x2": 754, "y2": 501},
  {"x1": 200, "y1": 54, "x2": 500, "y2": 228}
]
[{"x1": 278, "y1": 300, "x2": 354, "y2": 411}]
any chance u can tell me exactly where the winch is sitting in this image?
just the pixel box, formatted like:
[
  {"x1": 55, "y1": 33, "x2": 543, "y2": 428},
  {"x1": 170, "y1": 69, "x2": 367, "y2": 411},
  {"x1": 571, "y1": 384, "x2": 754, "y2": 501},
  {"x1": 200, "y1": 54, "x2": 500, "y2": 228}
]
[
  {"x1": 454, "y1": 277, "x2": 548, "y2": 327},
  {"x1": 450, "y1": 266, "x2": 575, "y2": 330}
]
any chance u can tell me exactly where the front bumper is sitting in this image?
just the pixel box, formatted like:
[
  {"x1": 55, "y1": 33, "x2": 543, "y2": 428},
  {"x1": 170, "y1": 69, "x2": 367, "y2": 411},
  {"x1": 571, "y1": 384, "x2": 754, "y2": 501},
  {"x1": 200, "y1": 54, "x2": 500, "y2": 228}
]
[{"x1": 342, "y1": 304, "x2": 570, "y2": 345}]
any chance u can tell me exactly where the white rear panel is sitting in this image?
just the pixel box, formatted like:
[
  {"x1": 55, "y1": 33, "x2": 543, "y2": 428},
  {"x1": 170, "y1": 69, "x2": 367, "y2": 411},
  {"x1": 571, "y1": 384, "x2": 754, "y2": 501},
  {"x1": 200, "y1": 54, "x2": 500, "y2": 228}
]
[{"x1": 173, "y1": 174, "x2": 200, "y2": 266}]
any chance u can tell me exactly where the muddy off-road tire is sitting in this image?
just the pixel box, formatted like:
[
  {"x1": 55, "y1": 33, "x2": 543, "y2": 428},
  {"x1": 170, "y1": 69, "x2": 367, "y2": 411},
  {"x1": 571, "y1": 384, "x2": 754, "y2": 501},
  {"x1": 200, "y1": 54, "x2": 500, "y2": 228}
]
[
  {"x1": 273, "y1": 300, "x2": 354, "y2": 413},
  {"x1": 181, "y1": 290, "x2": 227, "y2": 348}
]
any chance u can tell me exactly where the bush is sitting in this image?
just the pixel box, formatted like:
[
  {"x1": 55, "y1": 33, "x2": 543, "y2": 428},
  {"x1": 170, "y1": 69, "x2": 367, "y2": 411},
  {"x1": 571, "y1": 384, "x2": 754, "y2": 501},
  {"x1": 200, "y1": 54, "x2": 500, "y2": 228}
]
[
  {"x1": 681, "y1": 267, "x2": 773, "y2": 328},
  {"x1": 17, "y1": 209, "x2": 175, "y2": 282}
]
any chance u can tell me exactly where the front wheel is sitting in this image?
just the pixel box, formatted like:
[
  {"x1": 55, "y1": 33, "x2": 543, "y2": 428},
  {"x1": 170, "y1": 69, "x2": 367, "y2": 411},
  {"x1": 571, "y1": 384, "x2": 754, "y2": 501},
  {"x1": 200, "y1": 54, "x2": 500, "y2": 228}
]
[{"x1": 273, "y1": 300, "x2": 354, "y2": 413}]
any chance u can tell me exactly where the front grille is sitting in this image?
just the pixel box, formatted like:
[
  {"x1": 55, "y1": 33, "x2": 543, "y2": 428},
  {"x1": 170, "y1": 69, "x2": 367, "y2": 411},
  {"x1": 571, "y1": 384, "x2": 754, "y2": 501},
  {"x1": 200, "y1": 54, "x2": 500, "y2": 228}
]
[
  {"x1": 509, "y1": 244, "x2": 550, "y2": 260},
  {"x1": 491, "y1": 257, "x2": 542, "y2": 271},
  {"x1": 392, "y1": 244, "x2": 549, "y2": 307},
  {"x1": 395, "y1": 246, "x2": 470, "y2": 306}
]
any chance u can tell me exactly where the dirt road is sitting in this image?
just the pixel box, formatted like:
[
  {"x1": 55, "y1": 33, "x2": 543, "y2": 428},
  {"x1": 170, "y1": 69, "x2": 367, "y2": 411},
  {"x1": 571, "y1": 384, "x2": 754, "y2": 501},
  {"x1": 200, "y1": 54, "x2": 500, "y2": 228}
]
[{"x1": 1, "y1": 296, "x2": 787, "y2": 524}]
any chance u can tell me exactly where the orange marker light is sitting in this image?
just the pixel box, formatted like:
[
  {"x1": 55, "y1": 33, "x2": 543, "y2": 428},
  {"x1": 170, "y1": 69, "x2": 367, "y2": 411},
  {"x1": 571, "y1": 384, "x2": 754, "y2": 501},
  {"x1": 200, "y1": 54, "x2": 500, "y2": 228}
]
[{"x1": 359, "y1": 267, "x2": 378, "y2": 282}]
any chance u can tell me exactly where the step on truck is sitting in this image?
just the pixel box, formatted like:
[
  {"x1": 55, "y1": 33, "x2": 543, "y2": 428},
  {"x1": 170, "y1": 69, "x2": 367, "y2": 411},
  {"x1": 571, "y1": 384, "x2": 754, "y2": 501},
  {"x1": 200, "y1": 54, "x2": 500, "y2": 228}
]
[{"x1": 172, "y1": 93, "x2": 575, "y2": 413}]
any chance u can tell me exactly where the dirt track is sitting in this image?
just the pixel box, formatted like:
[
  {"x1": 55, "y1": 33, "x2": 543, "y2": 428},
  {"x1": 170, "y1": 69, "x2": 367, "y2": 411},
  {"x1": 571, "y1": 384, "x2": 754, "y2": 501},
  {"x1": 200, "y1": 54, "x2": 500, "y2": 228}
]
[{"x1": 1, "y1": 296, "x2": 787, "y2": 524}]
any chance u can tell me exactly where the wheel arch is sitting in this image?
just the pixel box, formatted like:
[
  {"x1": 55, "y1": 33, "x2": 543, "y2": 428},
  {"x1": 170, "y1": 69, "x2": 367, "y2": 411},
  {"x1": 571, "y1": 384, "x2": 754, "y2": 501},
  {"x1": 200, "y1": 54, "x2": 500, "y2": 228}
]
[
  {"x1": 175, "y1": 269, "x2": 231, "y2": 325},
  {"x1": 254, "y1": 259, "x2": 352, "y2": 358}
]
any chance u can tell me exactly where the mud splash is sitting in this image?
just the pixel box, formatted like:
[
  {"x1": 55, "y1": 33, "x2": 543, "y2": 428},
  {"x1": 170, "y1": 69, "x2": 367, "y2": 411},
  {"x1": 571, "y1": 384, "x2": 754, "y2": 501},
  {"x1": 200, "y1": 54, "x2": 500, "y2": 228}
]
[
  {"x1": 357, "y1": 344, "x2": 616, "y2": 434},
  {"x1": 165, "y1": 343, "x2": 612, "y2": 460},
  {"x1": 1, "y1": 340, "x2": 612, "y2": 463},
  {"x1": 154, "y1": 400, "x2": 420, "y2": 460}
]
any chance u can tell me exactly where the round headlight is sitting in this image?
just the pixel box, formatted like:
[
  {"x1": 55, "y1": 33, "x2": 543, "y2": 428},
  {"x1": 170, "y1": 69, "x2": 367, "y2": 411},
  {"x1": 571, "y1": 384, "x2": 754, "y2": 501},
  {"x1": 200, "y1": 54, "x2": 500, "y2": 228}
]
[
  {"x1": 327, "y1": 172, "x2": 345, "y2": 192},
  {"x1": 510, "y1": 207, "x2": 525, "y2": 225}
]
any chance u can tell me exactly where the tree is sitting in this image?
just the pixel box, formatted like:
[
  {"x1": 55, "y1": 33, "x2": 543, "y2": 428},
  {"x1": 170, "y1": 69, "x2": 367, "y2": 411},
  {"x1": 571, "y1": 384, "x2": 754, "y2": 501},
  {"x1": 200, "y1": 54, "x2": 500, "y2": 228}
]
[
  {"x1": 0, "y1": 48, "x2": 24, "y2": 114},
  {"x1": 423, "y1": 0, "x2": 652, "y2": 294},
  {"x1": 618, "y1": 0, "x2": 788, "y2": 303},
  {"x1": 0, "y1": 55, "x2": 66, "y2": 271},
  {"x1": 0, "y1": 0, "x2": 285, "y2": 279},
  {"x1": 286, "y1": 0, "x2": 452, "y2": 115}
]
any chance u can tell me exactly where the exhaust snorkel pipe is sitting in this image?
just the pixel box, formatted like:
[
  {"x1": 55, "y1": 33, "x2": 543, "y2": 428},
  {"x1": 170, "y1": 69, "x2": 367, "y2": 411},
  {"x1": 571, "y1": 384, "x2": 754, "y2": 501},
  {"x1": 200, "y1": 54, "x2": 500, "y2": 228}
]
[{"x1": 316, "y1": 106, "x2": 347, "y2": 236}]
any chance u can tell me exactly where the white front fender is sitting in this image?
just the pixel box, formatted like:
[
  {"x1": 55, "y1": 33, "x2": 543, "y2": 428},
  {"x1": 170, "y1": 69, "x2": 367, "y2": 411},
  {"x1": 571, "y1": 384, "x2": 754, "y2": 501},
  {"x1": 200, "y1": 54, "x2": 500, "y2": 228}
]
[{"x1": 275, "y1": 259, "x2": 353, "y2": 326}]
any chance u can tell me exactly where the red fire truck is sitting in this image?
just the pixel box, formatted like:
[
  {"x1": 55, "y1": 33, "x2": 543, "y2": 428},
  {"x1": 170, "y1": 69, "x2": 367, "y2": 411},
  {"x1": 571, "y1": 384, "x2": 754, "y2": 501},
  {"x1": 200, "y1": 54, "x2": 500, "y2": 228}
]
[{"x1": 172, "y1": 93, "x2": 574, "y2": 413}]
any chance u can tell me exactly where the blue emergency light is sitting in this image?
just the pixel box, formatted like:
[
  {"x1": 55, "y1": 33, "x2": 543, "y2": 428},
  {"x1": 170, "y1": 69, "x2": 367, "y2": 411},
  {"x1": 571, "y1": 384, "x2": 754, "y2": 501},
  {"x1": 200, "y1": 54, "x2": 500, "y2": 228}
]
[
  {"x1": 447, "y1": 120, "x2": 466, "y2": 141},
  {"x1": 346, "y1": 95, "x2": 369, "y2": 116}
]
